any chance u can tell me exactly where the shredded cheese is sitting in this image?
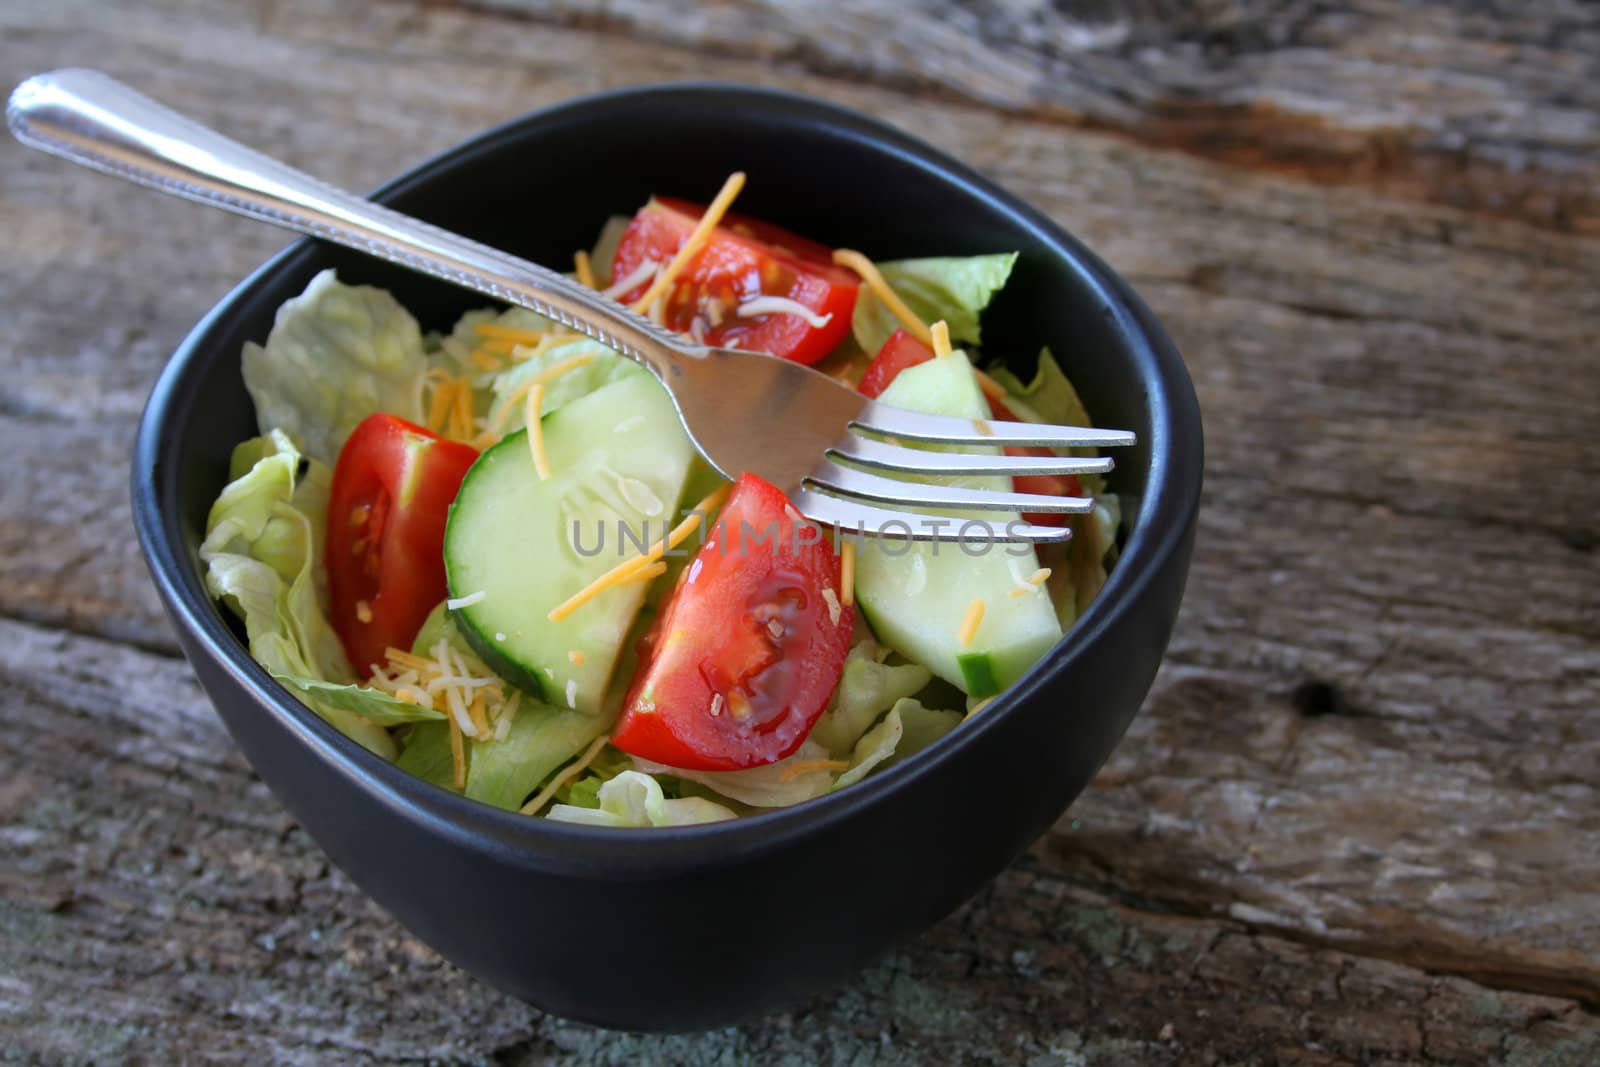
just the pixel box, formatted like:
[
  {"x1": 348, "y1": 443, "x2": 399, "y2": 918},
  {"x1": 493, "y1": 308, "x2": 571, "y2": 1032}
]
[
  {"x1": 622, "y1": 560, "x2": 668, "y2": 585},
  {"x1": 474, "y1": 322, "x2": 551, "y2": 346},
  {"x1": 631, "y1": 171, "x2": 747, "y2": 313},
  {"x1": 574, "y1": 249, "x2": 596, "y2": 289},
  {"x1": 736, "y1": 295, "x2": 833, "y2": 329},
  {"x1": 469, "y1": 347, "x2": 502, "y2": 371},
  {"x1": 840, "y1": 540, "x2": 856, "y2": 607},
  {"x1": 547, "y1": 483, "x2": 731, "y2": 622},
  {"x1": 1027, "y1": 567, "x2": 1052, "y2": 585},
  {"x1": 385, "y1": 647, "x2": 434, "y2": 672},
  {"x1": 525, "y1": 383, "x2": 550, "y2": 479},
  {"x1": 567, "y1": 649, "x2": 586, "y2": 665},
  {"x1": 481, "y1": 351, "x2": 596, "y2": 440},
  {"x1": 601, "y1": 260, "x2": 659, "y2": 301},
  {"x1": 958, "y1": 597, "x2": 985, "y2": 647},
  {"x1": 832, "y1": 249, "x2": 931, "y2": 344},
  {"x1": 974, "y1": 369, "x2": 1009, "y2": 403},
  {"x1": 822, "y1": 587, "x2": 842, "y2": 626},
  {"x1": 448, "y1": 714, "x2": 466, "y2": 789},
  {"x1": 1006, "y1": 586, "x2": 1031, "y2": 599},
  {"x1": 449, "y1": 376, "x2": 475, "y2": 443},
  {"x1": 930, "y1": 320, "x2": 953, "y2": 358},
  {"x1": 779, "y1": 758, "x2": 850, "y2": 782},
  {"x1": 565, "y1": 679, "x2": 579, "y2": 709},
  {"x1": 446, "y1": 590, "x2": 486, "y2": 610},
  {"x1": 424, "y1": 377, "x2": 456, "y2": 434},
  {"x1": 468, "y1": 693, "x2": 491, "y2": 738},
  {"x1": 519, "y1": 734, "x2": 611, "y2": 816},
  {"x1": 355, "y1": 599, "x2": 373, "y2": 624}
]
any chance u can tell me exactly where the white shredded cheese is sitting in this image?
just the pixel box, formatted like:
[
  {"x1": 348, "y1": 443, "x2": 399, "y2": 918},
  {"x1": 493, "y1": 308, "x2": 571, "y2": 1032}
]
[
  {"x1": 601, "y1": 260, "x2": 660, "y2": 301},
  {"x1": 446, "y1": 590, "x2": 486, "y2": 610},
  {"x1": 565, "y1": 679, "x2": 579, "y2": 709},
  {"x1": 822, "y1": 587, "x2": 842, "y2": 625},
  {"x1": 736, "y1": 295, "x2": 833, "y2": 329}
]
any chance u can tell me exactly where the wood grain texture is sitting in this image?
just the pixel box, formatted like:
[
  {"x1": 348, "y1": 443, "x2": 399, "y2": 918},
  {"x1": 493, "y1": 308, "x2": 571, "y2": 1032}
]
[
  {"x1": 0, "y1": 0, "x2": 1596, "y2": 1062},
  {"x1": 465, "y1": 0, "x2": 1600, "y2": 235}
]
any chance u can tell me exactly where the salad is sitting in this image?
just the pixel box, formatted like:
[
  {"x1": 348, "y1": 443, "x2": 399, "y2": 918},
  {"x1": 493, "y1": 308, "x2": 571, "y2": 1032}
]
[{"x1": 201, "y1": 173, "x2": 1121, "y2": 827}]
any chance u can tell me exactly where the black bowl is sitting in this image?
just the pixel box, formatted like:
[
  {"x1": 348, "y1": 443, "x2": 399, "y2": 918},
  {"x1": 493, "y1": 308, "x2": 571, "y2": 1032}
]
[{"x1": 132, "y1": 83, "x2": 1201, "y2": 1031}]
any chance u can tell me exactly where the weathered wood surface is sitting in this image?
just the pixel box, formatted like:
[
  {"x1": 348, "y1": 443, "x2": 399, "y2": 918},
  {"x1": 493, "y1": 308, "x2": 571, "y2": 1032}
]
[{"x1": 1, "y1": 1, "x2": 1596, "y2": 1063}]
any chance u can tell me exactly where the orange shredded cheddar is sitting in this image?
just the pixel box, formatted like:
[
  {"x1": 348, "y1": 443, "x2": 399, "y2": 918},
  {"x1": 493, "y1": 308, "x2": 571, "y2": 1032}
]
[
  {"x1": 930, "y1": 320, "x2": 952, "y2": 358},
  {"x1": 468, "y1": 693, "x2": 491, "y2": 739},
  {"x1": 474, "y1": 322, "x2": 548, "y2": 346},
  {"x1": 385, "y1": 647, "x2": 436, "y2": 673},
  {"x1": 546, "y1": 483, "x2": 730, "y2": 622},
  {"x1": 448, "y1": 714, "x2": 466, "y2": 789},
  {"x1": 424, "y1": 378, "x2": 455, "y2": 434},
  {"x1": 839, "y1": 540, "x2": 855, "y2": 608},
  {"x1": 525, "y1": 384, "x2": 549, "y2": 479},
  {"x1": 574, "y1": 249, "x2": 596, "y2": 289},
  {"x1": 519, "y1": 734, "x2": 611, "y2": 816},
  {"x1": 631, "y1": 172, "x2": 746, "y2": 313},
  {"x1": 957, "y1": 597, "x2": 985, "y2": 647},
  {"x1": 778, "y1": 758, "x2": 851, "y2": 782},
  {"x1": 832, "y1": 249, "x2": 931, "y2": 344}
]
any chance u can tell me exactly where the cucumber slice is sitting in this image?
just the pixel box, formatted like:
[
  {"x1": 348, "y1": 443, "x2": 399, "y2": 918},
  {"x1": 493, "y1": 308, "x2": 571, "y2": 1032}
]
[
  {"x1": 444, "y1": 374, "x2": 695, "y2": 714},
  {"x1": 852, "y1": 351, "x2": 1062, "y2": 695}
]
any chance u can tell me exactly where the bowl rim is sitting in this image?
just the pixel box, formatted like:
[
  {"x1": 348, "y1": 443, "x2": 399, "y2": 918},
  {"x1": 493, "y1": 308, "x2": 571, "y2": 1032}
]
[{"x1": 133, "y1": 80, "x2": 1202, "y2": 879}]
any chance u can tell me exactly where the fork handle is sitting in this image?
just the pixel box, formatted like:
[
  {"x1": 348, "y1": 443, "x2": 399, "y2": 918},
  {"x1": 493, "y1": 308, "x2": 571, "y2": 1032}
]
[{"x1": 6, "y1": 68, "x2": 693, "y2": 376}]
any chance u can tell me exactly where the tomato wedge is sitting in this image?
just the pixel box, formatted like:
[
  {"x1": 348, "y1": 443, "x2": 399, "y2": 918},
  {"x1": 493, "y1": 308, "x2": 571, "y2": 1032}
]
[
  {"x1": 610, "y1": 473, "x2": 854, "y2": 771},
  {"x1": 857, "y1": 330, "x2": 1083, "y2": 525},
  {"x1": 326, "y1": 413, "x2": 479, "y2": 675},
  {"x1": 611, "y1": 198, "x2": 859, "y2": 366}
]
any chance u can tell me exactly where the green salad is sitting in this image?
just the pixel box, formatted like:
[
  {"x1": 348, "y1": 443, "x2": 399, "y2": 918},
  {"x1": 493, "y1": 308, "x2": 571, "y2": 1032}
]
[{"x1": 202, "y1": 179, "x2": 1120, "y2": 827}]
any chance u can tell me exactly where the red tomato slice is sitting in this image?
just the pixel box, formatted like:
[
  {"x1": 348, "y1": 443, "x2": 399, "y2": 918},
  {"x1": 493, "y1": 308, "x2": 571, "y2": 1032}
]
[
  {"x1": 326, "y1": 414, "x2": 479, "y2": 675},
  {"x1": 611, "y1": 198, "x2": 858, "y2": 366},
  {"x1": 857, "y1": 327, "x2": 936, "y2": 399},
  {"x1": 654, "y1": 197, "x2": 839, "y2": 267},
  {"x1": 610, "y1": 473, "x2": 855, "y2": 771},
  {"x1": 857, "y1": 331, "x2": 1083, "y2": 525}
]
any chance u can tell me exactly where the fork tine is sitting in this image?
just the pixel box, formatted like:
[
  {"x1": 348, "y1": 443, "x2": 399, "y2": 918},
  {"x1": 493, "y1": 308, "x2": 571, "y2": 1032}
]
[
  {"x1": 808, "y1": 461, "x2": 1093, "y2": 514},
  {"x1": 790, "y1": 487, "x2": 1074, "y2": 543},
  {"x1": 852, "y1": 401, "x2": 1137, "y2": 449},
  {"x1": 829, "y1": 436, "x2": 1116, "y2": 477}
]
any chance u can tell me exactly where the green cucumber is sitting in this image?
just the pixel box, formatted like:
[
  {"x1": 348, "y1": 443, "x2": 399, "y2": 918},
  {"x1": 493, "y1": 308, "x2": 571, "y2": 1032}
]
[
  {"x1": 852, "y1": 351, "x2": 1062, "y2": 696},
  {"x1": 443, "y1": 373, "x2": 695, "y2": 714}
]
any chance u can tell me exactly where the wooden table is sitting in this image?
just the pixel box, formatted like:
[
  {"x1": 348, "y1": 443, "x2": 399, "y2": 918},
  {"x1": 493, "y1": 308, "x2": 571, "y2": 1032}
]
[{"x1": 3, "y1": 2, "x2": 1596, "y2": 1062}]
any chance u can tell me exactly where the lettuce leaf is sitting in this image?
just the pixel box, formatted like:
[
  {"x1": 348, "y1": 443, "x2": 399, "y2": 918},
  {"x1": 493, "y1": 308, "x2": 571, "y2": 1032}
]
[
  {"x1": 465, "y1": 702, "x2": 608, "y2": 812},
  {"x1": 432, "y1": 306, "x2": 560, "y2": 375},
  {"x1": 851, "y1": 253, "x2": 1017, "y2": 356},
  {"x1": 633, "y1": 740, "x2": 838, "y2": 808},
  {"x1": 271, "y1": 675, "x2": 444, "y2": 725},
  {"x1": 807, "y1": 638, "x2": 933, "y2": 757},
  {"x1": 834, "y1": 698, "x2": 962, "y2": 791},
  {"x1": 201, "y1": 431, "x2": 396, "y2": 758},
  {"x1": 545, "y1": 771, "x2": 737, "y2": 827},
  {"x1": 241, "y1": 270, "x2": 428, "y2": 465},
  {"x1": 397, "y1": 722, "x2": 456, "y2": 791},
  {"x1": 485, "y1": 338, "x2": 645, "y2": 434}
]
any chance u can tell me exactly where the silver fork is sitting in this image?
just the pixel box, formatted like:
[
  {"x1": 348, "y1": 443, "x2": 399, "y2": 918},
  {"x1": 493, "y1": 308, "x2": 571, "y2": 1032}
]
[{"x1": 8, "y1": 69, "x2": 1134, "y2": 543}]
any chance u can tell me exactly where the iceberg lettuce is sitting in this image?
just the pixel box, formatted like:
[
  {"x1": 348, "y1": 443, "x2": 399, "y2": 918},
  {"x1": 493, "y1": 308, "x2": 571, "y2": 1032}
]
[
  {"x1": 546, "y1": 771, "x2": 737, "y2": 827},
  {"x1": 851, "y1": 253, "x2": 1017, "y2": 356},
  {"x1": 241, "y1": 270, "x2": 429, "y2": 465},
  {"x1": 201, "y1": 431, "x2": 398, "y2": 757},
  {"x1": 807, "y1": 638, "x2": 932, "y2": 757}
]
